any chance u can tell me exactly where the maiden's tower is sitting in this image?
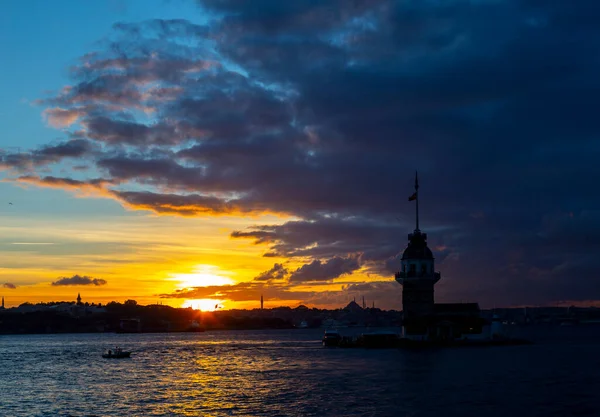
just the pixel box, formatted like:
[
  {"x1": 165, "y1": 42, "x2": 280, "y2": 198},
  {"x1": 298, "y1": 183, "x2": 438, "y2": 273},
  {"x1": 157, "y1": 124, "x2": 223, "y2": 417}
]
[{"x1": 395, "y1": 173, "x2": 486, "y2": 341}]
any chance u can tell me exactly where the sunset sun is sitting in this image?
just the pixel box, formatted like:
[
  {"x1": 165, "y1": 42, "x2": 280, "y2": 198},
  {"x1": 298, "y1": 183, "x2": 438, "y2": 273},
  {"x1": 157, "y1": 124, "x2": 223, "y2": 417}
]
[{"x1": 183, "y1": 299, "x2": 224, "y2": 311}]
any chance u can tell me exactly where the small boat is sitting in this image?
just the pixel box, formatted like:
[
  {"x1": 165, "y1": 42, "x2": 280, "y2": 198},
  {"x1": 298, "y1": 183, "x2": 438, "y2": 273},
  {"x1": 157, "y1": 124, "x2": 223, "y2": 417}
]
[
  {"x1": 186, "y1": 320, "x2": 205, "y2": 332},
  {"x1": 322, "y1": 329, "x2": 342, "y2": 347},
  {"x1": 102, "y1": 347, "x2": 131, "y2": 359}
]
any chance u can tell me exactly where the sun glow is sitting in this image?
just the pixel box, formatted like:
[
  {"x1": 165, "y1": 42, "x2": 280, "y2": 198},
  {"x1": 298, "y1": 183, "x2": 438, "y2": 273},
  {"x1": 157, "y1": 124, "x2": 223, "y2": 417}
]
[
  {"x1": 183, "y1": 298, "x2": 224, "y2": 311},
  {"x1": 170, "y1": 264, "x2": 235, "y2": 288}
]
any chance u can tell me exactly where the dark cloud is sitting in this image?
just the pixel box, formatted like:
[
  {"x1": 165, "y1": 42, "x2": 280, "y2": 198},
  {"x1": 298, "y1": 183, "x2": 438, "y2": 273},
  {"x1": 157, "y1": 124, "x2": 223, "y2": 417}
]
[
  {"x1": 3, "y1": 283, "x2": 17, "y2": 289},
  {"x1": 111, "y1": 190, "x2": 248, "y2": 216},
  {"x1": 289, "y1": 255, "x2": 361, "y2": 283},
  {"x1": 4, "y1": 0, "x2": 600, "y2": 307},
  {"x1": 254, "y1": 263, "x2": 288, "y2": 281},
  {"x1": 200, "y1": 0, "x2": 385, "y2": 33},
  {"x1": 231, "y1": 217, "x2": 410, "y2": 260},
  {"x1": 83, "y1": 117, "x2": 187, "y2": 146},
  {"x1": 0, "y1": 140, "x2": 94, "y2": 170},
  {"x1": 51, "y1": 275, "x2": 107, "y2": 286}
]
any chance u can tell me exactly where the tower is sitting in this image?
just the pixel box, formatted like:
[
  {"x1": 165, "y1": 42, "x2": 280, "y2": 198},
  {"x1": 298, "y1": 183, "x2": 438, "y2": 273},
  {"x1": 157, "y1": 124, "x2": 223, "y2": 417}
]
[
  {"x1": 77, "y1": 293, "x2": 82, "y2": 306},
  {"x1": 1, "y1": 296, "x2": 4, "y2": 309},
  {"x1": 260, "y1": 294, "x2": 264, "y2": 310},
  {"x1": 395, "y1": 173, "x2": 441, "y2": 329}
]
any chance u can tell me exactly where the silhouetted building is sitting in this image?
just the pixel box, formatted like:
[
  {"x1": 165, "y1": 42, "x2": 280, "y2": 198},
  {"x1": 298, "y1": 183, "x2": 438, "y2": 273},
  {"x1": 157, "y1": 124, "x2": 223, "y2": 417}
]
[
  {"x1": 395, "y1": 173, "x2": 487, "y2": 340},
  {"x1": 344, "y1": 300, "x2": 363, "y2": 313},
  {"x1": 76, "y1": 293, "x2": 82, "y2": 306},
  {"x1": 395, "y1": 229, "x2": 440, "y2": 322},
  {"x1": 1, "y1": 296, "x2": 4, "y2": 309},
  {"x1": 119, "y1": 318, "x2": 141, "y2": 333},
  {"x1": 261, "y1": 294, "x2": 264, "y2": 310}
]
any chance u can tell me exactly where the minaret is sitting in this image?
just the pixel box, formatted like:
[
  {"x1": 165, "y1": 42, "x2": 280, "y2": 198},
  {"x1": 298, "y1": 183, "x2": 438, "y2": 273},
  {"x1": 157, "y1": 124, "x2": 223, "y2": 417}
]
[
  {"x1": 395, "y1": 172, "x2": 441, "y2": 328},
  {"x1": 260, "y1": 294, "x2": 264, "y2": 310},
  {"x1": 1, "y1": 296, "x2": 4, "y2": 309},
  {"x1": 362, "y1": 296, "x2": 366, "y2": 309},
  {"x1": 77, "y1": 293, "x2": 82, "y2": 306}
]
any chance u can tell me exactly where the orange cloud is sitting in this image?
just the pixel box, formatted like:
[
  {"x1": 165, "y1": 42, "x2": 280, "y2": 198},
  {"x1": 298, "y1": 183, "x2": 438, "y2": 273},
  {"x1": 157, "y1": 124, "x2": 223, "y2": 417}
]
[
  {"x1": 42, "y1": 107, "x2": 82, "y2": 128},
  {"x1": 15, "y1": 175, "x2": 112, "y2": 191}
]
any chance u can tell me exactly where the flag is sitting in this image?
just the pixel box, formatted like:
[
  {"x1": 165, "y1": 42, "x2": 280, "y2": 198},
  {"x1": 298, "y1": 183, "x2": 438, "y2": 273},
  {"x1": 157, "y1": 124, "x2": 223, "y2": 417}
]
[{"x1": 408, "y1": 192, "x2": 417, "y2": 201}]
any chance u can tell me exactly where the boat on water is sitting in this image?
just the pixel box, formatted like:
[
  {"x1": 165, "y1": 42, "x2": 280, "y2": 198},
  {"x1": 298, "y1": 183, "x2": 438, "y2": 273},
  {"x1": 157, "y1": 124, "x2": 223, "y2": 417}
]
[
  {"x1": 322, "y1": 329, "x2": 342, "y2": 347},
  {"x1": 186, "y1": 320, "x2": 206, "y2": 332},
  {"x1": 102, "y1": 347, "x2": 131, "y2": 359}
]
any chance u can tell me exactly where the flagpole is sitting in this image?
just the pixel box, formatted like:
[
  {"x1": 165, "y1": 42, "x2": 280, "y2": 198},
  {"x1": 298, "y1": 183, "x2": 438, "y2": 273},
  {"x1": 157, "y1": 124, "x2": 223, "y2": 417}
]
[{"x1": 415, "y1": 171, "x2": 419, "y2": 232}]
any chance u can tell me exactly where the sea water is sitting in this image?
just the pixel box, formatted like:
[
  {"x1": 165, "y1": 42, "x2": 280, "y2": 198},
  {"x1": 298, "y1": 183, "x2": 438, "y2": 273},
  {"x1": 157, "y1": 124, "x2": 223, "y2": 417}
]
[{"x1": 1, "y1": 326, "x2": 599, "y2": 416}]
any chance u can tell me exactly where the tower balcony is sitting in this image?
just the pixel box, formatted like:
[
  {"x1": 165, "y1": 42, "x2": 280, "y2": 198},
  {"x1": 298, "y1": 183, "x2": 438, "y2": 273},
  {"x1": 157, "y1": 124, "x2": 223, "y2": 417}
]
[{"x1": 395, "y1": 271, "x2": 441, "y2": 285}]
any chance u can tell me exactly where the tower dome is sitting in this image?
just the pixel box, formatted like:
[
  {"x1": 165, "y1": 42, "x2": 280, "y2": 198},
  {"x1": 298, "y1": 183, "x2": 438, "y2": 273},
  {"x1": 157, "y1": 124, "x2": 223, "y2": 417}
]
[{"x1": 401, "y1": 231, "x2": 434, "y2": 260}]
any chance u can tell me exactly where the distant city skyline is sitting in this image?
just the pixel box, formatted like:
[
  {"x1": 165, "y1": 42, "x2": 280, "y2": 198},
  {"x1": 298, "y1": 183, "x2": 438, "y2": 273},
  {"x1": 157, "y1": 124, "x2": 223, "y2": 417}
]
[{"x1": 1, "y1": 1, "x2": 599, "y2": 310}]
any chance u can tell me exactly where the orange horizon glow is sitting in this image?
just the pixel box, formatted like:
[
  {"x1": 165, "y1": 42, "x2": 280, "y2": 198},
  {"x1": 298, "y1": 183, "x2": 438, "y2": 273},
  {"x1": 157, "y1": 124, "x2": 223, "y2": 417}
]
[
  {"x1": 0, "y1": 204, "x2": 301, "y2": 309},
  {"x1": 169, "y1": 265, "x2": 236, "y2": 288},
  {"x1": 0, "y1": 172, "x2": 391, "y2": 311}
]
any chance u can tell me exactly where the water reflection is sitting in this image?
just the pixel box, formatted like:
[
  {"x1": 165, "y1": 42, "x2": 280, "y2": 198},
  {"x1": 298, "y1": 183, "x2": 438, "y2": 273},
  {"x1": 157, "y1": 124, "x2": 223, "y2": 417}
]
[{"x1": 1, "y1": 329, "x2": 600, "y2": 416}]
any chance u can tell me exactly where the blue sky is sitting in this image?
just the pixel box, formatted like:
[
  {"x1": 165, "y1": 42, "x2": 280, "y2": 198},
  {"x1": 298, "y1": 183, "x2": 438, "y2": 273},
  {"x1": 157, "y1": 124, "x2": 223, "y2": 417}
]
[{"x1": 0, "y1": 0, "x2": 206, "y2": 215}]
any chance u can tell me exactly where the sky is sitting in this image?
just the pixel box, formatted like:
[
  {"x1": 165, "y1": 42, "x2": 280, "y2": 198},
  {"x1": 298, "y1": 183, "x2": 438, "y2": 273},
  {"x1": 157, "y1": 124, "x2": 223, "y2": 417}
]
[{"x1": 1, "y1": 0, "x2": 599, "y2": 310}]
